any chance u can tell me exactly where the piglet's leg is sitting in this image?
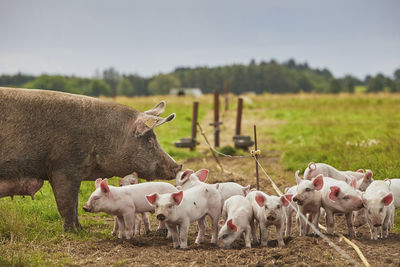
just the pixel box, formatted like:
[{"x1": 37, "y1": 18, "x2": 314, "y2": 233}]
[
  {"x1": 179, "y1": 220, "x2": 190, "y2": 249},
  {"x1": 345, "y1": 212, "x2": 355, "y2": 238},
  {"x1": 244, "y1": 226, "x2": 252, "y2": 248},
  {"x1": 142, "y1": 212, "x2": 151, "y2": 234},
  {"x1": 134, "y1": 214, "x2": 142, "y2": 235},
  {"x1": 250, "y1": 219, "x2": 258, "y2": 244},
  {"x1": 123, "y1": 214, "x2": 135, "y2": 240},
  {"x1": 260, "y1": 223, "x2": 269, "y2": 247},
  {"x1": 112, "y1": 217, "x2": 119, "y2": 236},
  {"x1": 276, "y1": 221, "x2": 285, "y2": 247},
  {"x1": 167, "y1": 224, "x2": 179, "y2": 248},
  {"x1": 117, "y1": 216, "x2": 125, "y2": 239},
  {"x1": 325, "y1": 210, "x2": 335, "y2": 235},
  {"x1": 195, "y1": 216, "x2": 206, "y2": 244}
]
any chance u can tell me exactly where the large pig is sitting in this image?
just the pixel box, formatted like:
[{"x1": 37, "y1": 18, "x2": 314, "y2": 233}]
[
  {"x1": 146, "y1": 184, "x2": 221, "y2": 249},
  {"x1": 83, "y1": 179, "x2": 177, "y2": 239},
  {"x1": 304, "y1": 162, "x2": 373, "y2": 190},
  {"x1": 0, "y1": 87, "x2": 181, "y2": 231},
  {"x1": 176, "y1": 169, "x2": 250, "y2": 204},
  {"x1": 320, "y1": 177, "x2": 364, "y2": 238},
  {"x1": 247, "y1": 191, "x2": 292, "y2": 247},
  {"x1": 217, "y1": 195, "x2": 254, "y2": 248},
  {"x1": 292, "y1": 171, "x2": 324, "y2": 236},
  {"x1": 360, "y1": 180, "x2": 395, "y2": 240}
]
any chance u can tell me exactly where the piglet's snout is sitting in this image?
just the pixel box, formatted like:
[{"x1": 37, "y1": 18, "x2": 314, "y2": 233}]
[
  {"x1": 82, "y1": 204, "x2": 90, "y2": 212},
  {"x1": 267, "y1": 215, "x2": 275, "y2": 221},
  {"x1": 156, "y1": 214, "x2": 166, "y2": 221}
]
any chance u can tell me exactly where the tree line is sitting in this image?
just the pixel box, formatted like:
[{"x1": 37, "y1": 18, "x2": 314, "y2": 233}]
[{"x1": 1, "y1": 59, "x2": 399, "y2": 96}]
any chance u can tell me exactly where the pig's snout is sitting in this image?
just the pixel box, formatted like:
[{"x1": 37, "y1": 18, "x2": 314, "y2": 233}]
[
  {"x1": 267, "y1": 215, "x2": 275, "y2": 221},
  {"x1": 373, "y1": 223, "x2": 382, "y2": 227},
  {"x1": 156, "y1": 214, "x2": 166, "y2": 221},
  {"x1": 82, "y1": 204, "x2": 90, "y2": 212},
  {"x1": 293, "y1": 196, "x2": 303, "y2": 205}
]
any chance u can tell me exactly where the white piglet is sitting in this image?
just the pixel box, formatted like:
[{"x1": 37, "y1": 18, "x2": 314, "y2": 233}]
[
  {"x1": 247, "y1": 191, "x2": 292, "y2": 247},
  {"x1": 176, "y1": 169, "x2": 250, "y2": 204},
  {"x1": 83, "y1": 179, "x2": 177, "y2": 239},
  {"x1": 361, "y1": 180, "x2": 395, "y2": 240},
  {"x1": 146, "y1": 184, "x2": 222, "y2": 249},
  {"x1": 217, "y1": 195, "x2": 254, "y2": 248}
]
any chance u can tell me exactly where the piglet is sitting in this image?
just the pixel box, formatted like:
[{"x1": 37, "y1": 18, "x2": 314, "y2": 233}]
[
  {"x1": 176, "y1": 169, "x2": 250, "y2": 204},
  {"x1": 304, "y1": 162, "x2": 373, "y2": 190},
  {"x1": 246, "y1": 191, "x2": 292, "y2": 247},
  {"x1": 217, "y1": 195, "x2": 254, "y2": 248},
  {"x1": 361, "y1": 180, "x2": 395, "y2": 240},
  {"x1": 320, "y1": 177, "x2": 364, "y2": 238},
  {"x1": 83, "y1": 179, "x2": 177, "y2": 239},
  {"x1": 146, "y1": 183, "x2": 221, "y2": 249},
  {"x1": 0, "y1": 178, "x2": 43, "y2": 200},
  {"x1": 293, "y1": 171, "x2": 324, "y2": 236},
  {"x1": 112, "y1": 172, "x2": 151, "y2": 236}
]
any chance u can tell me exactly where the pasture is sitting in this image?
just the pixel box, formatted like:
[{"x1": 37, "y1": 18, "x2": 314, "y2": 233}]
[{"x1": 1, "y1": 93, "x2": 400, "y2": 266}]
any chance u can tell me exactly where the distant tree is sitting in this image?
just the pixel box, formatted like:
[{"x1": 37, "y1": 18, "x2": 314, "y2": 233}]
[
  {"x1": 24, "y1": 75, "x2": 69, "y2": 92},
  {"x1": 297, "y1": 76, "x2": 313, "y2": 92},
  {"x1": 148, "y1": 74, "x2": 181, "y2": 95},
  {"x1": 88, "y1": 79, "x2": 111, "y2": 96},
  {"x1": 103, "y1": 67, "x2": 120, "y2": 97},
  {"x1": 367, "y1": 74, "x2": 385, "y2": 92},
  {"x1": 117, "y1": 78, "x2": 135, "y2": 96},
  {"x1": 394, "y1": 68, "x2": 400, "y2": 82},
  {"x1": 328, "y1": 78, "x2": 342, "y2": 93},
  {"x1": 341, "y1": 75, "x2": 355, "y2": 93}
]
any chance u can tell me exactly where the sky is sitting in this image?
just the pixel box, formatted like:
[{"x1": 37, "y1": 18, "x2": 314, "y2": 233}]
[{"x1": 0, "y1": 0, "x2": 399, "y2": 79}]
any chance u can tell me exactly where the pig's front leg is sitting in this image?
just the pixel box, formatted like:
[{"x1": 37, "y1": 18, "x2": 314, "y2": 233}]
[
  {"x1": 195, "y1": 216, "x2": 206, "y2": 244},
  {"x1": 345, "y1": 212, "x2": 355, "y2": 238},
  {"x1": 209, "y1": 209, "x2": 221, "y2": 244},
  {"x1": 298, "y1": 210, "x2": 307, "y2": 236},
  {"x1": 244, "y1": 226, "x2": 252, "y2": 248},
  {"x1": 123, "y1": 213, "x2": 135, "y2": 240},
  {"x1": 311, "y1": 209, "x2": 321, "y2": 235},
  {"x1": 276, "y1": 222, "x2": 285, "y2": 247},
  {"x1": 285, "y1": 210, "x2": 292, "y2": 237},
  {"x1": 112, "y1": 217, "x2": 119, "y2": 236},
  {"x1": 325, "y1": 210, "x2": 335, "y2": 235},
  {"x1": 166, "y1": 223, "x2": 180, "y2": 248},
  {"x1": 260, "y1": 222, "x2": 269, "y2": 247},
  {"x1": 117, "y1": 216, "x2": 125, "y2": 239},
  {"x1": 141, "y1": 212, "x2": 151, "y2": 234},
  {"x1": 367, "y1": 218, "x2": 378, "y2": 240},
  {"x1": 250, "y1": 219, "x2": 258, "y2": 244},
  {"x1": 179, "y1": 220, "x2": 190, "y2": 249},
  {"x1": 382, "y1": 214, "x2": 390, "y2": 238}
]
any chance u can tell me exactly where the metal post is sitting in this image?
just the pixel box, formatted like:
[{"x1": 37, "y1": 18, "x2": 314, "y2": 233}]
[
  {"x1": 254, "y1": 125, "x2": 259, "y2": 190},
  {"x1": 191, "y1": 102, "x2": 199, "y2": 140},
  {"x1": 224, "y1": 80, "x2": 229, "y2": 111},
  {"x1": 235, "y1": 98, "x2": 243, "y2": 136},
  {"x1": 214, "y1": 91, "x2": 220, "y2": 147}
]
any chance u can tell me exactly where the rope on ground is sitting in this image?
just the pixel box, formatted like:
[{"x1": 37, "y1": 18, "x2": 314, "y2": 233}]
[{"x1": 253, "y1": 156, "x2": 370, "y2": 267}]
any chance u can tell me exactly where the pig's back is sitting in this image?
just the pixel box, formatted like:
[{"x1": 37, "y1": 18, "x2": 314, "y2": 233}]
[
  {"x1": 365, "y1": 181, "x2": 390, "y2": 198},
  {"x1": 0, "y1": 88, "x2": 136, "y2": 179}
]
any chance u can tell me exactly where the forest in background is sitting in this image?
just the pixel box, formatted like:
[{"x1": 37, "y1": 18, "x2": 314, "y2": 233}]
[{"x1": 1, "y1": 59, "x2": 399, "y2": 96}]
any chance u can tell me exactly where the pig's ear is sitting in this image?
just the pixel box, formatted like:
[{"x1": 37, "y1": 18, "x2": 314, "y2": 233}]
[
  {"x1": 95, "y1": 178, "x2": 102, "y2": 188},
  {"x1": 313, "y1": 175, "x2": 324, "y2": 191},
  {"x1": 100, "y1": 179, "x2": 110, "y2": 194},
  {"x1": 363, "y1": 170, "x2": 373, "y2": 182},
  {"x1": 135, "y1": 113, "x2": 175, "y2": 136},
  {"x1": 132, "y1": 172, "x2": 139, "y2": 178},
  {"x1": 329, "y1": 186, "x2": 341, "y2": 202},
  {"x1": 242, "y1": 185, "x2": 250, "y2": 196},
  {"x1": 178, "y1": 169, "x2": 194, "y2": 185},
  {"x1": 255, "y1": 192, "x2": 266, "y2": 207},
  {"x1": 382, "y1": 193, "x2": 393, "y2": 206},
  {"x1": 281, "y1": 194, "x2": 293, "y2": 207},
  {"x1": 146, "y1": 193, "x2": 158, "y2": 205},
  {"x1": 144, "y1": 101, "x2": 166, "y2": 116},
  {"x1": 308, "y1": 162, "x2": 316, "y2": 170},
  {"x1": 227, "y1": 219, "x2": 238, "y2": 232},
  {"x1": 172, "y1": 191, "x2": 183, "y2": 205},
  {"x1": 350, "y1": 178, "x2": 357, "y2": 190},
  {"x1": 295, "y1": 170, "x2": 302, "y2": 185},
  {"x1": 195, "y1": 169, "x2": 209, "y2": 182},
  {"x1": 356, "y1": 169, "x2": 364, "y2": 173}
]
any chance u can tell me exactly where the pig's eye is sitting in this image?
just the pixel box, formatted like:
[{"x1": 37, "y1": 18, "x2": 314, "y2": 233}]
[
  {"x1": 305, "y1": 188, "x2": 311, "y2": 192},
  {"x1": 155, "y1": 204, "x2": 159, "y2": 209},
  {"x1": 168, "y1": 204, "x2": 174, "y2": 209},
  {"x1": 343, "y1": 196, "x2": 349, "y2": 200},
  {"x1": 379, "y1": 208, "x2": 383, "y2": 212},
  {"x1": 276, "y1": 205, "x2": 281, "y2": 209},
  {"x1": 92, "y1": 197, "x2": 100, "y2": 201},
  {"x1": 222, "y1": 234, "x2": 229, "y2": 239}
]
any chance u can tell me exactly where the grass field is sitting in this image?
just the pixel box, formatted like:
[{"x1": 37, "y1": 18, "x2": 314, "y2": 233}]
[{"x1": 1, "y1": 93, "x2": 400, "y2": 265}]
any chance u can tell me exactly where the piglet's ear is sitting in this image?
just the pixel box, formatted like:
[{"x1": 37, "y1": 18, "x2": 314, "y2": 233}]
[
  {"x1": 178, "y1": 169, "x2": 194, "y2": 185},
  {"x1": 172, "y1": 191, "x2": 183, "y2": 205},
  {"x1": 363, "y1": 170, "x2": 373, "y2": 181},
  {"x1": 146, "y1": 193, "x2": 158, "y2": 205},
  {"x1": 329, "y1": 186, "x2": 340, "y2": 202},
  {"x1": 382, "y1": 193, "x2": 393, "y2": 206},
  {"x1": 350, "y1": 178, "x2": 357, "y2": 190},
  {"x1": 255, "y1": 192, "x2": 266, "y2": 207},
  {"x1": 313, "y1": 175, "x2": 324, "y2": 191},
  {"x1": 95, "y1": 178, "x2": 102, "y2": 188},
  {"x1": 356, "y1": 169, "x2": 364, "y2": 173},
  {"x1": 227, "y1": 219, "x2": 237, "y2": 232},
  {"x1": 295, "y1": 170, "x2": 302, "y2": 185},
  {"x1": 281, "y1": 194, "x2": 293, "y2": 207},
  {"x1": 100, "y1": 179, "x2": 110, "y2": 194},
  {"x1": 195, "y1": 169, "x2": 209, "y2": 182}
]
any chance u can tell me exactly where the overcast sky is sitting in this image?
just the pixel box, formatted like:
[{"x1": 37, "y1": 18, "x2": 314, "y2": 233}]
[{"x1": 1, "y1": 0, "x2": 399, "y2": 79}]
